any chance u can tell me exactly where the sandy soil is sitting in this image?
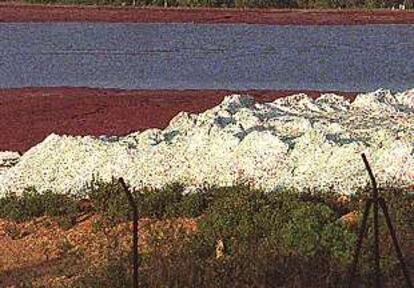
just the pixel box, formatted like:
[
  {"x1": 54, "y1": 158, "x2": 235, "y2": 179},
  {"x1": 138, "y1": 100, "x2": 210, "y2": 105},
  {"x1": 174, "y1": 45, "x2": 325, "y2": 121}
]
[
  {"x1": 0, "y1": 4, "x2": 414, "y2": 24},
  {"x1": 0, "y1": 214, "x2": 196, "y2": 287},
  {"x1": 0, "y1": 88, "x2": 358, "y2": 152}
]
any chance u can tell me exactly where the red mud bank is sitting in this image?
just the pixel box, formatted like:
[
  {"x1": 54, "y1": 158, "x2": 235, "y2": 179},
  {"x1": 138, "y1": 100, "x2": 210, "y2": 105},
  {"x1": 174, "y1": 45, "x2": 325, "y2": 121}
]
[
  {"x1": 0, "y1": 4, "x2": 413, "y2": 24},
  {"x1": 0, "y1": 87, "x2": 358, "y2": 152}
]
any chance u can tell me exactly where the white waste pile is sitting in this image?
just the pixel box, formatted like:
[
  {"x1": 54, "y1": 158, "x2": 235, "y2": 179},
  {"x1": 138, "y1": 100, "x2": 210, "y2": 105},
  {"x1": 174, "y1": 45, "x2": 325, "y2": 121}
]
[
  {"x1": 0, "y1": 151, "x2": 20, "y2": 178},
  {"x1": 0, "y1": 89, "x2": 413, "y2": 196}
]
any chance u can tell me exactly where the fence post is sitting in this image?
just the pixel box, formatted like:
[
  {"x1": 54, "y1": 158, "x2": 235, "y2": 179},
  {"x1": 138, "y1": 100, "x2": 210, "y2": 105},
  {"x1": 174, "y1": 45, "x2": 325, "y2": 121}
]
[
  {"x1": 361, "y1": 153, "x2": 381, "y2": 287},
  {"x1": 119, "y1": 177, "x2": 139, "y2": 288},
  {"x1": 349, "y1": 154, "x2": 413, "y2": 288}
]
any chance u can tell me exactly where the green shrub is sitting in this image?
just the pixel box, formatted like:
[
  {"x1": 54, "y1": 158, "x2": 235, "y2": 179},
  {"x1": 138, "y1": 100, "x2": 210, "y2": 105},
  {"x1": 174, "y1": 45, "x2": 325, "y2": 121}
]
[
  {"x1": 134, "y1": 186, "x2": 355, "y2": 287},
  {"x1": 84, "y1": 177, "x2": 131, "y2": 222},
  {"x1": 84, "y1": 177, "x2": 214, "y2": 221},
  {"x1": 139, "y1": 185, "x2": 412, "y2": 287},
  {"x1": 0, "y1": 187, "x2": 79, "y2": 222},
  {"x1": 192, "y1": 186, "x2": 355, "y2": 260},
  {"x1": 138, "y1": 183, "x2": 185, "y2": 218}
]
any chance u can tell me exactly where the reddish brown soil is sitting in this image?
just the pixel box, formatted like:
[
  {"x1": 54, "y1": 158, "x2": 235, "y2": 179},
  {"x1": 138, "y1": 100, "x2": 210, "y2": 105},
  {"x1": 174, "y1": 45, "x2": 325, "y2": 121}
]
[
  {"x1": 0, "y1": 214, "x2": 196, "y2": 287},
  {"x1": 0, "y1": 4, "x2": 413, "y2": 24},
  {"x1": 0, "y1": 87, "x2": 358, "y2": 152}
]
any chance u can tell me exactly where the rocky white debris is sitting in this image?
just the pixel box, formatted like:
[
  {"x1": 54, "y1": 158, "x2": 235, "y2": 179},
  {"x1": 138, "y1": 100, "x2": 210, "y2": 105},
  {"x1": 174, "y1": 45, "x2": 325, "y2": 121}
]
[
  {"x1": 0, "y1": 151, "x2": 20, "y2": 178},
  {"x1": 0, "y1": 88, "x2": 413, "y2": 196}
]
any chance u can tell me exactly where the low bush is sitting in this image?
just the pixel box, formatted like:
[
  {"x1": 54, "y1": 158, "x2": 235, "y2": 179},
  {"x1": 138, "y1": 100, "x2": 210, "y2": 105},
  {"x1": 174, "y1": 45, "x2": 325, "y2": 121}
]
[
  {"x1": 82, "y1": 185, "x2": 411, "y2": 287},
  {"x1": 0, "y1": 187, "x2": 80, "y2": 222},
  {"x1": 141, "y1": 186, "x2": 356, "y2": 287},
  {"x1": 84, "y1": 177, "x2": 214, "y2": 221}
]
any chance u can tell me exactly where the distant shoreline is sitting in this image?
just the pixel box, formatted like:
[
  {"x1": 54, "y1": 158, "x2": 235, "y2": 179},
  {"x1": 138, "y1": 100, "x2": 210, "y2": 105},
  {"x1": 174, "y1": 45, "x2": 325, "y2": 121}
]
[
  {"x1": 0, "y1": 87, "x2": 359, "y2": 152},
  {"x1": 1, "y1": 4, "x2": 414, "y2": 24}
]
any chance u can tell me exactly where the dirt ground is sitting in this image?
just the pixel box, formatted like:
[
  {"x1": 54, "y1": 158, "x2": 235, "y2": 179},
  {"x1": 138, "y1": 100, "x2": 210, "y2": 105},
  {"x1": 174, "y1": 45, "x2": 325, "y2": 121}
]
[
  {"x1": 0, "y1": 88, "x2": 358, "y2": 152},
  {"x1": 0, "y1": 214, "x2": 196, "y2": 287},
  {"x1": 0, "y1": 4, "x2": 413, "y2": 24}
]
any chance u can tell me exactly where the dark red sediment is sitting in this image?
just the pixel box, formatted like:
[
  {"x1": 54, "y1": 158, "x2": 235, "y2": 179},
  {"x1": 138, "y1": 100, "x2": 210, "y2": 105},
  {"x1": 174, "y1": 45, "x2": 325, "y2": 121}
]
[{"x1": 0, "y1": 4, "x2": 413, "y2": 24}]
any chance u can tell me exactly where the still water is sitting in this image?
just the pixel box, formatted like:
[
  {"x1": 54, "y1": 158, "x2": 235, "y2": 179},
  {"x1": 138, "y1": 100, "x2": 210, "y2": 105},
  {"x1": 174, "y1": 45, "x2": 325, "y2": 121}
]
[{"x1": 0, "y1": 23, "x2": 413, "y2": 91}]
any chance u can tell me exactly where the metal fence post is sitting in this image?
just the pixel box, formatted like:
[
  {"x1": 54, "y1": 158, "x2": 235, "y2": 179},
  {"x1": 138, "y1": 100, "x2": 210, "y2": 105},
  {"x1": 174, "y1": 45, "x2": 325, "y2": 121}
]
[
  {"x1": 361, "y1": 153, "x2": 382, "y2": 287},
  {"x1": 348, "y1": 153, "x2": 413, "y2": 288},
  {"x1": 119, "y1": 177, "x2": 139, "y2": 288}
]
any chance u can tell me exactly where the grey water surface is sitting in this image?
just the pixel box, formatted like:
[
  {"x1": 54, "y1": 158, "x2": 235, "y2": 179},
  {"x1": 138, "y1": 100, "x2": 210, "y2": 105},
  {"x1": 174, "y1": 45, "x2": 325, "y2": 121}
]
[{"x1": 0, "y1": 23, "x2": 413, "y2": 91}]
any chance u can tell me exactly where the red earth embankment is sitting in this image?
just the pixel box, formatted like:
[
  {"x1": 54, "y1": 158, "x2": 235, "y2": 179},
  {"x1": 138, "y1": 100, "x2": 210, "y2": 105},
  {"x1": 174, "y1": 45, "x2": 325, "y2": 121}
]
[
  {"x1": 0, "y1": 4, "x2": 413, "y2": 24},
  {"x1": 0, "y1": 88, "x2": 358, "y2": 152}
]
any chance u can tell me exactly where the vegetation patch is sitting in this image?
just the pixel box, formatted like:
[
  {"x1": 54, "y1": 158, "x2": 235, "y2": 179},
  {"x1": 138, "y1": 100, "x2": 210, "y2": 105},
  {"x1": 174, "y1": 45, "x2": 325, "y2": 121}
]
[
  {"x1": 0, "y1": 187, "x2": 80, "y2": 222},
  {"x1": 0, "y1": 180, "x2": 412, "y2": 287}
]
